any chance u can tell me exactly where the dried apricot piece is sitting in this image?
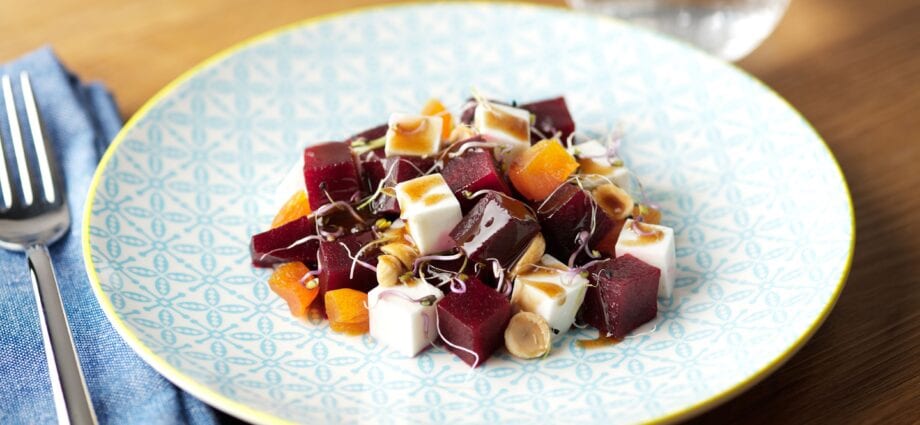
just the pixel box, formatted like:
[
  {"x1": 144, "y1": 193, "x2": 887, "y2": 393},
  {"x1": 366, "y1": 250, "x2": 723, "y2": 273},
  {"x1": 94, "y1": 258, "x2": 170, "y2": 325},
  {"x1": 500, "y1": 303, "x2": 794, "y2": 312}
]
[
  {"x1": 509, "y1": 139, "x2": 579, "y2": 201},
  {"x1": 268, "y1": 262, "x2": 319, "y2": 318},
  {"x1": 271, "y1": 190, "x2": 312, "y2": 228},
  {"x1": 421, "y1": 99, "x2": 453, "y2": 140},
  {"x1": 325, "y1": 288, "x2": 370, "y2": 335}
]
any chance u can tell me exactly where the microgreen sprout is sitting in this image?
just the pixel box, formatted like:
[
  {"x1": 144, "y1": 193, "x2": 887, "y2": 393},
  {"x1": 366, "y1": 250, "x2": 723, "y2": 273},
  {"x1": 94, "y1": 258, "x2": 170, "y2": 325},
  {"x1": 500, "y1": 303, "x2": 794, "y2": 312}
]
[
  {"x1": 629, "y1": 219, "x2": 658, "y2": 237},
  {"x1": 449, "y1": 277, "x2": 467, "y2": 294},
  {"x1": 318, "y1": 181, "x2": 336, "y2": 205},
  {"x1": 356, "y1": 159, "x2": 405, "y2": 210},
  {"x1": 412, "y1": 251, "x2": 464, "y2": 274},
  {"x1": 258, "y1": 234, "x2": 323, "y2": 262},
  {"x1": 299, "y1": 263, "x2": 322, "y2": 288},
  {"x1": 365, "y1": 290, "x2": 439, "y2": 310},
  {"x1": 374, "y1": 218, "x2": 391, "y2": 231},
  {"x1": 486, "y1": 258, "x2": 511, "y2": 297},
  {"x1": 319, "y1": 226, "x2": 344, "y2": 240},
  {"x1": 340, "y1": 242, "x2": 377, "y2": 279},
  {"x1": 350, "y1": 135, "x2": 386, "y2": 154},
  {"x1": 310, "y1": 200, "x2": 365, "y2": 224},
  {"x1": 447, "y1": 141, "x2": 508, "y2": 158}
]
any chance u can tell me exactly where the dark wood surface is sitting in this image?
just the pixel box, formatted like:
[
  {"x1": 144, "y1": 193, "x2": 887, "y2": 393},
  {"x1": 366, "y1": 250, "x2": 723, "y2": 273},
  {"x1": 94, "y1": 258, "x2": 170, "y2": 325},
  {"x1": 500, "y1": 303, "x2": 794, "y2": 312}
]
[{"x1": 2, "y1": 0, "x2": 918, "y2": 423}]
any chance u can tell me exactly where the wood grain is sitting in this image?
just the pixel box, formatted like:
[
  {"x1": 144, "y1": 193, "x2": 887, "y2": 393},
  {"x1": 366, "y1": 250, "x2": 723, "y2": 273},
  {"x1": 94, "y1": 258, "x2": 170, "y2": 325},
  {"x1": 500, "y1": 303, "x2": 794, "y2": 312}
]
[{"x1": 2, "y1": 0, "x2": 918, "y2": 423}]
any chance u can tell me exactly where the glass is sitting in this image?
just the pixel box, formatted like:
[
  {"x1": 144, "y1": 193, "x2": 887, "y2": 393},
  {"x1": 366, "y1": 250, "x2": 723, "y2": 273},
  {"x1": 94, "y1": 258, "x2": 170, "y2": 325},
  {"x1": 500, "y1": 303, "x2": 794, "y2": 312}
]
[{"x1": 567, "y1": 0, "x2": 790, "y2": 61}]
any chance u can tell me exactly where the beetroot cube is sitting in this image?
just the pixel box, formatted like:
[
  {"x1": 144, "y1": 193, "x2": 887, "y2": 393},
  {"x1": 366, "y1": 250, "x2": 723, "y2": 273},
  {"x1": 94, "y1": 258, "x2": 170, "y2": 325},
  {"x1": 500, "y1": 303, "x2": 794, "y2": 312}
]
[
  {"x1": 318, "y1": 230, "x2": 378, "y2": 297},
  {"x1": 450, "y1": 192, "x2": 540, "y2": 268},
  {"x1": 250, "y1": 216, "x2": 318, "y2": 268},
  {"x1": 441, "y1": 149, "x2": 511, "y2": 211},
  {"x1": 358, "y1": 149, "x2": 386, "y2": 193},
  {"x1": 520, "y1": 97, "x2": 575, "y2": 143},
  {"x1": 536, "y1": 184, "x2": 614, "y2": 265},
  {"x1": 346, "y1": 123, "x2": 388, "y2": 143},
  {"x1": 436, "y1": 277, "x2": 511, "y2": 367},
  {"x1": 303, "y1": 142, "x2": 361, "y2": 209},
  {"x1": 580, "y1": 255, "x2": 659, "y2": 339}
]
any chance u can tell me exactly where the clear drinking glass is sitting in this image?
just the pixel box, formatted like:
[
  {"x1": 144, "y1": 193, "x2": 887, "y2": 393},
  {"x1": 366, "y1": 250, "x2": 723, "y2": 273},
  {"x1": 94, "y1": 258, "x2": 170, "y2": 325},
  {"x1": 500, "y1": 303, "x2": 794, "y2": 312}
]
[{"x1": 567, "y1": 0, "x2": 790, "y2": 61}]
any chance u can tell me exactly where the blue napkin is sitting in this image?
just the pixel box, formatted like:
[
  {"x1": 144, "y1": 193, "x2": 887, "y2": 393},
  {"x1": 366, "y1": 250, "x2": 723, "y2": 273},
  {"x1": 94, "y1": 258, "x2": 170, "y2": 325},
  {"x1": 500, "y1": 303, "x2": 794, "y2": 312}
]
[{"x1": 0, "y1": 48, "x2": 219, "y2": 425}]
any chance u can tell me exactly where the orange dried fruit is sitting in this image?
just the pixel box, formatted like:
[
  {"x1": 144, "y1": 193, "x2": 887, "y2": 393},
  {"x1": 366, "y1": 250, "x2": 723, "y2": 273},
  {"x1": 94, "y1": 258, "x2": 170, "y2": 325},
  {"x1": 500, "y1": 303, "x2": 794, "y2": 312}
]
[
  {"x1": 421, "y1": 99, "x2": 453, "y2": 140},
  {"x1": 268, "y1": 262, "x2": 319, "y2": 318},
  {"x1": 324, "y1": 288, "x2": 370, "y2": 335},
  {"x1": 272, "y1": 190, "x2": 312, "y2": 228},
  {"x1": 509, "y1": 139, "x2": 579, "y2": 201}
]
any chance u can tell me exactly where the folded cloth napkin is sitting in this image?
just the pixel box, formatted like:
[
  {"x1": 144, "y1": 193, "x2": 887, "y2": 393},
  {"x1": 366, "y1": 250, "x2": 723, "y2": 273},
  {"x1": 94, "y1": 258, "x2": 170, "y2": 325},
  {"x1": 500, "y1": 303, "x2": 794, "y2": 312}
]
[{"x1": 0, "y1": 48, "x2": 218, "y2": 425}]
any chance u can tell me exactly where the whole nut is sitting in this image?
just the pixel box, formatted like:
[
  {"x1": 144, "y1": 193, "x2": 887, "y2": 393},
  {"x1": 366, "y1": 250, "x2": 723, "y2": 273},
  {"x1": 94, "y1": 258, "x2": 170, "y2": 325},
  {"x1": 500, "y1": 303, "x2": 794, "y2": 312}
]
[
  {"x1": 380, "y1": 242, "x2": 418, "y2": 269},
  {"x1": 510, "y1": 233, "x2": 545, "y2": 278},
  {"x1": 593, "y1": 183, "x2": 634, "y2": 221},
  {"x1": 376, "y1": 254, "x2": 404, "y2": 287},
  {"x1": 447, "y1": 124, "x2": 476, "y2": 144},
  {"x1": 504, "y1": 311, "x2": 552, "y2": 359}
]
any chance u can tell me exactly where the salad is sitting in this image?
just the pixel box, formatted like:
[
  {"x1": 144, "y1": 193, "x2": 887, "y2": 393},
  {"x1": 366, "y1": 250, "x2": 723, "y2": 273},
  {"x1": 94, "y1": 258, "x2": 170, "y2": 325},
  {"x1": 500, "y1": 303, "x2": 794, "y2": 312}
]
[{"x1": 249, "y1": 95, "x2": 676, "y2": 367}]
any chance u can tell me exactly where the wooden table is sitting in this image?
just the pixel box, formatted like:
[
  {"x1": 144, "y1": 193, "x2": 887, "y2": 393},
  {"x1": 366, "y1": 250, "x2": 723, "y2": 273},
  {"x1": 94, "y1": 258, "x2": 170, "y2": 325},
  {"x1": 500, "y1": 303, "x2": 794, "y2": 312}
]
[{"x1": 2, "y1": 0, "x2": 918, "y2": 423}]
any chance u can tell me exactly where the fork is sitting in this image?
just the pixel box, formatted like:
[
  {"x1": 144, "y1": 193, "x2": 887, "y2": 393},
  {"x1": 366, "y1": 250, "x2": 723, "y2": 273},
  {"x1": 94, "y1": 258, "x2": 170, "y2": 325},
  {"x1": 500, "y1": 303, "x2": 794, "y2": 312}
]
[{"x1": 1, "y1": 73, "x2": 97, "y2": 425}]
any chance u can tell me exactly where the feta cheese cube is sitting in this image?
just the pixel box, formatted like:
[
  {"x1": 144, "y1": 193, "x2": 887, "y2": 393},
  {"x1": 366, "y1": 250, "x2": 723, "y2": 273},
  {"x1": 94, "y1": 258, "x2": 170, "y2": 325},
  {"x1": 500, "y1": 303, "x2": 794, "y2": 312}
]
[
  {"x1": 570, "y1": 139, "x2": 631, "y2": 189},
  {"x1": 473, "y1": 103, "x2": 531, "y2": 165},
  {"x1": 615, "y1": 219, "x2": 677, "y2": 298},
  {"x1": 385, "y1": 113, "x2": 443, "y2": 157},
  {"x1": 368, "y1": 282, "x2": 444, "y2": 357},
  {"x1": 395, "y1": 174, "x2": 462, "y2": 255},
  {"x1": 510, "y1": 254, "x2": 588, "y2": 339},
  {"x1": 274, "y1": 156, "x2": 306, "y2": 207}
]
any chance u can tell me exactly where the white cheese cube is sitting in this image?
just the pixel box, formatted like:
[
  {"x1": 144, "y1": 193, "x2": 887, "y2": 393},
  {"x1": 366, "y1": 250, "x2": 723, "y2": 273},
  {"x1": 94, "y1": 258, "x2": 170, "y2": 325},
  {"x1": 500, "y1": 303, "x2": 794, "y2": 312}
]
[
  {"x1": 473, "y1": 103, "x2": 531, "y2": 165},
  {"x1": 570, "y1": 139, "x2": 631, "y2": 189},
  {"x1": 385, "y1": 113, "x2": 443, "y2": 157},
  {"x1": 394, "y1": 174, "x2": 462, "y2": 255},
  {"x1": 510, "y1": 254, "x2": 588, "y2": 339},
  {"x1": 368, "y1": 282, "x2": 444, "y2": 357},
  {"x1": 615, "y1": 219, "x2": 677, "y2": 298},
  {"x1": 274, "y1": 156, "x2": 306, "y2": 208}
]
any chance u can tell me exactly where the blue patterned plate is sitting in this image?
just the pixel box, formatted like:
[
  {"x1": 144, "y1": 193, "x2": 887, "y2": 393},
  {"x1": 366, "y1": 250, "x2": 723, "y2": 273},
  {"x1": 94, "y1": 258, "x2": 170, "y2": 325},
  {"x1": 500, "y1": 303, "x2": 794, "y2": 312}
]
[{"x1": 83, "y1": 3, "x2": 853, "y2": 424}]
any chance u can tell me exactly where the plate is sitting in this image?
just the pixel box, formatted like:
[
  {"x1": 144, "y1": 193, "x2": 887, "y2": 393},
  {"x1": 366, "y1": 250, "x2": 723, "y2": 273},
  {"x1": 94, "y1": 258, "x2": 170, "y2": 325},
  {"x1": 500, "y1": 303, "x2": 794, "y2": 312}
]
[{"x1": 83, "y1": 3, "x2": 853, "y2": 424}]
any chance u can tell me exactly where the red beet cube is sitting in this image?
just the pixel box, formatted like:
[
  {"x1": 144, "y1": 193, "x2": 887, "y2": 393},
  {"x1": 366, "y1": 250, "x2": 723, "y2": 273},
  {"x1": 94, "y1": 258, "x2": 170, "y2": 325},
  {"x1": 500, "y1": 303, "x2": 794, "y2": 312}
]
[
  {"x1": 580, "y1": 255, "x2": 659, "y2": 339},
  {"x1": 250, "y1": 216, "x2": 318, "y2": 268},
  {"x1": 303, "y1": 142, "x2": 361, "y2": 209},
  {"x1": 536, "y1": 184, "x2": 614, "y2": 265},
  {"x1": 346, "y1": 123, "x2": 388, "y2": 143},
  {"x1": 436, "y1": 277, "x2": 511, "y2": 367},
  {"x1": 450, "y1": 192, "x2": 540, "y2": 268},
  {"x1": 441, "y1": 149, "x2": 511, "y2": 211},
  {"x1": 358, "y1": 149, "x2": 386, "y2": 193},
  {"x1": 520, "y1": 97, "x2": 575, "y2": 143},
  {"x1": 318, "y1": 230, "x2": 378, "y2": 297}
]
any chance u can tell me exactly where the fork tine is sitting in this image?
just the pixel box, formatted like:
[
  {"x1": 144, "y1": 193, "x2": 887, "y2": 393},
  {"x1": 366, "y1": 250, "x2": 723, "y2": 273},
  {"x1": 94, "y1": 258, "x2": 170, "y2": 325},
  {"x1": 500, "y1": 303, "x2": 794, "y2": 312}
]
[
  {"x1": 21, "y1": 72, "x2": 57, "y2": 204},
  {"x1": 2, "y1": 75, "x2": 34, "y2": 206},
  {"x1": 0, "y1": 80, "x2": 11, "y2": 209}
]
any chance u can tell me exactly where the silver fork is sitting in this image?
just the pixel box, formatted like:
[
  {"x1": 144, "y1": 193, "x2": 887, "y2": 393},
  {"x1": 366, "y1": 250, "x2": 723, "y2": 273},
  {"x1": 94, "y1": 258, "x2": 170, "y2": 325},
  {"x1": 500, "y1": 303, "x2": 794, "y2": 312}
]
[{"x1": 0, "y1": 72, "x2": 97, "y2": 425}]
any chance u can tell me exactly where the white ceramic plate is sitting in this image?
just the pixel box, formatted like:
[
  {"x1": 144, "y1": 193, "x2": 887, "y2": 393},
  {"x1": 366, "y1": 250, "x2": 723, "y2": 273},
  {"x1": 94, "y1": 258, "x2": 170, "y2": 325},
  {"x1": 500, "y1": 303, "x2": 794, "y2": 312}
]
[{"x1": 84, "y1": 3, "x2": 853, "y2": 424}]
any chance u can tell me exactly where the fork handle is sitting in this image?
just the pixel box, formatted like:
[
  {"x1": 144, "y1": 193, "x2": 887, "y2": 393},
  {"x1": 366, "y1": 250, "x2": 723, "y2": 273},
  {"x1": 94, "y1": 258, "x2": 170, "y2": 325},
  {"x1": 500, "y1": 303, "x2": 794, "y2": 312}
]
[{"x1": 28, "y1": 244, "x2": 98, "y2": 425}]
